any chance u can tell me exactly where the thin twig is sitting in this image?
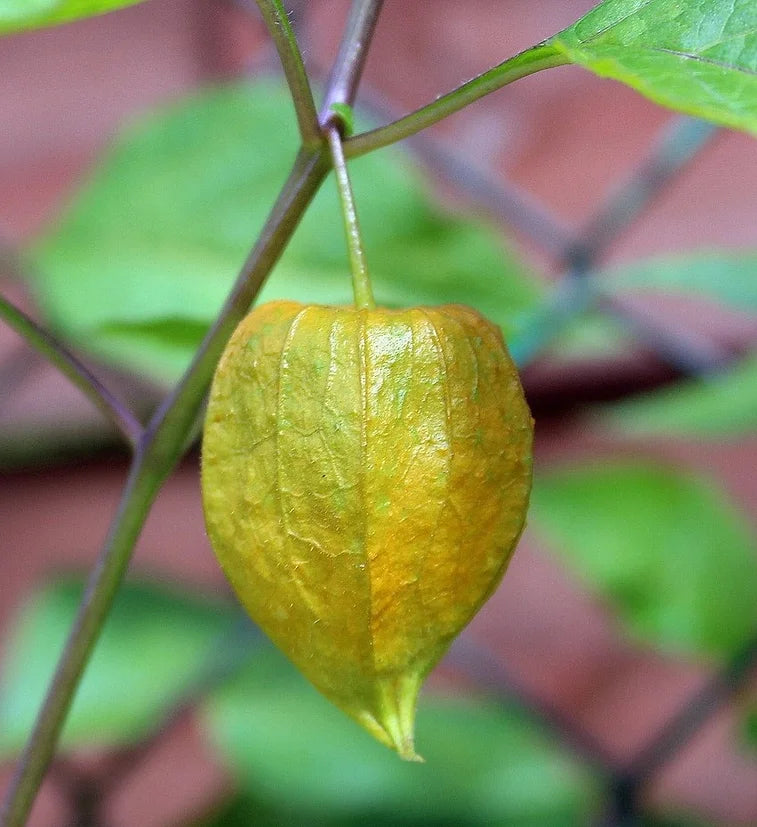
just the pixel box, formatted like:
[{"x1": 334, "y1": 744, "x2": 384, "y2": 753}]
[
  {"x1": 253, "y1": 0, "x2": 320, "y2": 146},
  {"x1": 0, "y1": 458, "x2": 161, "y2": 827},
  {"x1": 0, "y1": 294, "x2": 143, "y2": 449},
  {"x1": 0, "y1": 148, "x2": 329, "y2": 827},
  {"x1": 142, "y1": 149, "x2": 327, "y2": 449},
  {"x1": 243, "y1": 25, "x2": 573, "y2": 256},
  {"x1": 345, "y1": 44, "x2": 569, "y2": 158},
  {"x1": 319, "y1": 0, "x2": 384, "y2": 126},
  {"x1": 318, "y1": 1, "x2": 385, "y2": 308}
]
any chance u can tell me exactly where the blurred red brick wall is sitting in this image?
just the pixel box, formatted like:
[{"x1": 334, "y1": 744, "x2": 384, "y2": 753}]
[{"x1": 1, "y1": 2, "x2": 756, "y2": 824}]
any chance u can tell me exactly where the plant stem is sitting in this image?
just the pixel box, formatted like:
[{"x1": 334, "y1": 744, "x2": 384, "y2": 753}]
[
  {"x1": 0, "y1": 294, "x2": 142, "y2": 449},
  {"x1": 254, "y1": 0, "x2": 321, "y2": 147},
  {"x1": 318, "y1": 0, "x2": 385, "y2": 318},
  {"x1": 344, "y1": 43, "x2": 568, "y2": 158},
  {"x1": 319, "y1": 0, "x2": 384, "y2": 125},
  {"x1": 0, "y1": 148, "x2": 328, "y2": 827},
  {"x1": 326, "y1": 127, "x2": 375, "y2": 310},
  {"x1": 2, "y1": 0, "x2": 391, "y2": 811}
]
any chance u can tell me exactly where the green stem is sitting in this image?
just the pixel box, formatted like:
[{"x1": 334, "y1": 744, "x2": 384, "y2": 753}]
[
  {"x1": 326, "y1": 126, "x2": 375, "y2": 310},
  {"x1": 0, "y1": 147, "x2": 328, "y2": 827},
  {"x1": 344, "y1": 43, "x2": 568, "y2": 158},
  {"x1": 254, "y1": 0, "x2": 321, "y2": 147},
  {"x1": 0, "y1": 294, "x2": 142, "y2": 448}
]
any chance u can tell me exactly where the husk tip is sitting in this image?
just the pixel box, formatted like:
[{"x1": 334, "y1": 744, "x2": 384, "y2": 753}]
[
  {"x1": 351, "y1": 671, "x2": 425, "y2": 760},
  {"x1": 396, "y1": 740, "x2": 424, "y2": 763}
]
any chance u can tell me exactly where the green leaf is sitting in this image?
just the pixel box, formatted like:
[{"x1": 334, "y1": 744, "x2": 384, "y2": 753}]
[
  {"x1": 27, "y1": 79, "x2": 539, "y2": 384},
  {"x1": 192, "y1": 795, "x2": 307, "y2": 827},
  {"x1": 202, "y1": 647, "x2": 599, "y2": 826},
  {"x1": 600, "y1": 251, "x2": 757, "y2": 313},
  {"x1": 549, "y1": 0, "x2": 757, "y2": 135},
  {"x1": 530, "y1": 462, "x2": 757, "y2": 658},
  {"x1": 0, "y1": 0, "x2": 146, "y2": 33},
  {"x1": 600, "y1": 352, "x2": 757, "y2": 439},
  {"x1": 0, "y1": 579, "x2": 236, "y2": 756}
]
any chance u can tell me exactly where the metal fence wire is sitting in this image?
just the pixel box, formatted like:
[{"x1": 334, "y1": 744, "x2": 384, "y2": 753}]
[
  {"x1": 405, "y1": 105, "x2": 756, "y2": 825},
  {"x1": 324, "y1": 7, "x2": 757, "y2": 820},
  {"x1": 2, "y1": 2, "x2": 756, "y2": 825}
]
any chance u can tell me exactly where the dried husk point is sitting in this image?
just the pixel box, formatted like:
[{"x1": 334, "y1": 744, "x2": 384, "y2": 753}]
[{"x1": 201, "y1": 300, "x2": 533, "y2": 760}]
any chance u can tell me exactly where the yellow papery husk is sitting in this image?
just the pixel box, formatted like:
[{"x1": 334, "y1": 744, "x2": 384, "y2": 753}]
[{"x1": 201, "y1": 301, "x2": 533, "y2": 760}]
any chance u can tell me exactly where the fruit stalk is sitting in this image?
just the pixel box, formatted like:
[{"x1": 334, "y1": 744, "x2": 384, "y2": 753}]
[
  {"x1": 201, "y1": 302, "x2": 534, "y2": 761},
  {"x1": 326, "y1": 125, "x2": 376, "y2": 311}
]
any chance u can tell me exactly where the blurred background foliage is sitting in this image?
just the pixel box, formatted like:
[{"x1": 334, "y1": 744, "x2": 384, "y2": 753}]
[
  {"x1": 1, "y1": 1, "x2": 757, "y2": 825},
  {"x1": 26, "y1": 80, "x2": 539, "y2": 382}
]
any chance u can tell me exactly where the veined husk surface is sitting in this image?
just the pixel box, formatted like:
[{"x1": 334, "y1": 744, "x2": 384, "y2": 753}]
[{"x1": 201, "y1": 301, "x2": 533, "y2": 760}]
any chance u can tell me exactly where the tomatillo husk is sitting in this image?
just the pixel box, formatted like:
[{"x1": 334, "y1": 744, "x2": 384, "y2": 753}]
[{"x1": 201, "y1": 301, "x2": 533, "y2": 760}]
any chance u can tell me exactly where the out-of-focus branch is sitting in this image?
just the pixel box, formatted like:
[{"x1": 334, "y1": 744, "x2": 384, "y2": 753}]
[
  {"x1": 627, "y1": 632, "x2": 757, "y2": 789},
  {"x1": 0, "y1": 294, "x2": 143, "y2": 449},
  {"x1": 596, "y1": 631, "x2": 757, "y2": 826},
  {"x1": 598, "y1": 292, "x2": 732, "y2": 375},
  {"x1": 0, "y1": 343, "x2": 42, "y2": 414}
]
